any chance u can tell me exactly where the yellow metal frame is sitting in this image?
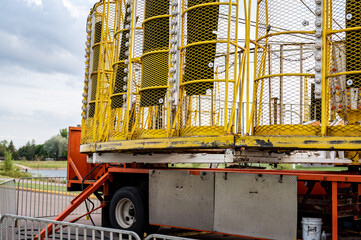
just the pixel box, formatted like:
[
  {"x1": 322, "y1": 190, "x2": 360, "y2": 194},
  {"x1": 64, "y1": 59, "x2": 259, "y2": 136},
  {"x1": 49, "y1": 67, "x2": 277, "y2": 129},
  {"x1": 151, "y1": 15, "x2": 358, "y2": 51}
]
[
  {"x1": 82, "y1": 0, "x2": 116, "y2": 144},
  {"x1": 132, "y1": 1, "x2": 172, "y2": 139},
  {"x1": 80, "y1": 134, "x2": 361, "y2": 153},
  {"x1": 251, "y1": 0, "x2": 325, "y2": 137},
  {"x1": 177, "y1": 0, "x2": 243, "y2": 137},
  {"x1": 324, "y1": 0, "x2": 361, "y2": 134},
  {"x1": 80, "y1": 135, "x2": 235, "y2": 153},
  {"x1": 80, "y1": 0, "x2": 361, "y2": 156}
]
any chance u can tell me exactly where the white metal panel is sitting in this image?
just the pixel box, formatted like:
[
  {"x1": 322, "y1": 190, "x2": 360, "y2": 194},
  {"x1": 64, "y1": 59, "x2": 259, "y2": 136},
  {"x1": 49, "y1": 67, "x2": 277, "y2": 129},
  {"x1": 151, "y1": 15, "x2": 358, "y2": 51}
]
[
  {"x1": 149, "y1": 170, "x2": 214, "y2": 230},
  {"x1": 214, "y1": 172, "x2": 297, "y2": 240}
]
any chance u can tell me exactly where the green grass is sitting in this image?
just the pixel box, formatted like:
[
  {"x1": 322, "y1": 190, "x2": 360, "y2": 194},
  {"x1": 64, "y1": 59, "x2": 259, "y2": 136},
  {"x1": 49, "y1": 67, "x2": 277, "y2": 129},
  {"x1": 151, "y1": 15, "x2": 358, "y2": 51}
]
[
  {"x1": 295, "y1": 166, "x2": 348, "y2": 171},
  {"x1": 16, "y1": 160, "x2": 67, "y2": 169},
  {"x1": 170, "y1": 163, "x2": 211, "y2": 168},
  {"x1": 0, "y1": 175, "x2": 12, "y2": 179},
  {"x1": 0, "y1": 162, "x2": 33, "y2": 178},
  {"x1": 0, "y1": 175, "x2": 12, "y2": 184},
  {"x1": 18, "y1": 181, "x2": 68, "y2": 192}
]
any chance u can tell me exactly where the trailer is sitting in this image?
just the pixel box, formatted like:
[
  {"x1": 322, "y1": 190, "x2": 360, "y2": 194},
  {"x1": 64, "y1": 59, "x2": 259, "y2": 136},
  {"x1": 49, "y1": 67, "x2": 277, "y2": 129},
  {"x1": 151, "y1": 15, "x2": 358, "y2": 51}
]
[
  {"x1": 50, "y1": 0, "x2": 361, "y2": 239},
  {"x1": 63, "y1": 127, "x2": 361, "y2": 240}
]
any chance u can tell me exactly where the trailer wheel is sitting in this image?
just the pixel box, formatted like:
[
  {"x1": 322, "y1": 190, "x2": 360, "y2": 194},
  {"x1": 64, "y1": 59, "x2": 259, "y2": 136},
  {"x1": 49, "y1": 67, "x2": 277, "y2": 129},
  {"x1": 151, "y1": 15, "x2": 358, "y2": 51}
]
[{"x1": 109, "y1": 187, "x2": 144, "y2": 236}]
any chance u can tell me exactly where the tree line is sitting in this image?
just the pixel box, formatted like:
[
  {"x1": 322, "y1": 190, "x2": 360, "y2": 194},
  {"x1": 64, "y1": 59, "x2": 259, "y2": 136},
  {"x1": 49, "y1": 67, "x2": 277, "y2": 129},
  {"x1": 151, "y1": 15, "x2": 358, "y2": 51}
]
[{"x1": 0, "y1": 128, "x2": 68, "y2": 161}]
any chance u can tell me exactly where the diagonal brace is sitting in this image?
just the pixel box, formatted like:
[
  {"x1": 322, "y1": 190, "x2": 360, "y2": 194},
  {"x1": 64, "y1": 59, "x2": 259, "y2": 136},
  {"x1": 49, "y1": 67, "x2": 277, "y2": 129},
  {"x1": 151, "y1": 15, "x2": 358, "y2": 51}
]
[{"x1": 35, "y1": 172, "x2": 109, "y2": 239}]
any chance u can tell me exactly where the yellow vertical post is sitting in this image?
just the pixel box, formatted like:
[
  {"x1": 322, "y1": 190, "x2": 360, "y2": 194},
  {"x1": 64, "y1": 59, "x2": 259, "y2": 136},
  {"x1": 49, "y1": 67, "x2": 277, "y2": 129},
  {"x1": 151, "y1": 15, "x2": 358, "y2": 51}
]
[
  {"x1": 92, "y1": 0, "x2": 108, "y2": 143},
  {"x1": 234, "y1": 0, "x2": 239, "y2": 95},
  {"x1": 224, "y1": 0, "x2": 232, "y2": 132},
  {"x1": 321, "y1": 0, "x2": 328, "y2": 136},
  {"x1": 246, "y1": 0, "x2": 254, "y2": 134},
  {"x1": 237, "y1": 50, "x2": 247, "y2": 134},
  {"x1": 100, "y1": 0, "x2": 112, "y2": 142},
  {"x1": 228, "y1": 0, "x2": 239, "y2": 132}
]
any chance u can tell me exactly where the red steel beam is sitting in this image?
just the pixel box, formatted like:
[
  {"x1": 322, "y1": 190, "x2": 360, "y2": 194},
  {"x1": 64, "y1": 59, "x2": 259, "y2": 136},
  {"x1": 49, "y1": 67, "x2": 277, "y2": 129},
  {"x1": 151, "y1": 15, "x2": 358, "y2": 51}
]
[
  {"x1": 68, "y1": 156, "x2": 83, "y2": 181},
  {"x1": 332, "y1": 181, "x2": 338, "y2": 240},
  {"x1": 108, "y1": 167, "x2": 150, "y2": 174},
  {"x1": 117, "y1": 167, "x2": 361, "y2": 183}
]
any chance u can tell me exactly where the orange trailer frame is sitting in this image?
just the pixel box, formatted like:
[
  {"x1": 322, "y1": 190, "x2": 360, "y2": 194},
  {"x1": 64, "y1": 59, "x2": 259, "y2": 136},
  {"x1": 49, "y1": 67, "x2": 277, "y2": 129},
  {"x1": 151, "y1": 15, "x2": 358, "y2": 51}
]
[{"x1": 66, "y1": 127, "x2": 361, "y2": 240}]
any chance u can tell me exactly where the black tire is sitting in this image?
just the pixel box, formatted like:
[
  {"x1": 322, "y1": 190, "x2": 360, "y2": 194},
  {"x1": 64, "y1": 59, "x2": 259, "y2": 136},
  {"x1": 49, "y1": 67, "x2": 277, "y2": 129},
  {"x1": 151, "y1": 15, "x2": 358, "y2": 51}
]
[
  {"x1": 101, "y1": 203, "x2": 111, "y2": 228},
  {"x1": 146, "y1": 224, "x2": 160, "y2": 235},
  {"x1": 109, "y1": 187, "x2": 145, "y2": 236}
]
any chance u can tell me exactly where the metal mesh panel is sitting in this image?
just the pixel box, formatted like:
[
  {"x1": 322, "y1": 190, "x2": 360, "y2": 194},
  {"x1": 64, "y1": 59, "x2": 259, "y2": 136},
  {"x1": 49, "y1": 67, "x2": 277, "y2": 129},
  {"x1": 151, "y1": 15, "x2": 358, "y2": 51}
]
[
  {"x1": 81, "y1": 1, "x2": 116, "y2": 143},
  {"x1": 140, "y1": 0, "x2": 169, "y2": 107},
  {"x1": 135, "y1": 0, "x2": 171, "y2": 139},
  {"x1": 327, "y1": 0, "x2": 361, "y2": 136},
  {"x1": 183, "y1": 0, "x2": 219, "y2": 95},
  {"x1": 179, "y1": 0, "x2": 240, "y2": 137},
  {"x1": 109, "y1": 0, "x2": 133, "y2": 140},
  {"x1": 253, "y1": 0, "x2": 318, "y2": 136}
]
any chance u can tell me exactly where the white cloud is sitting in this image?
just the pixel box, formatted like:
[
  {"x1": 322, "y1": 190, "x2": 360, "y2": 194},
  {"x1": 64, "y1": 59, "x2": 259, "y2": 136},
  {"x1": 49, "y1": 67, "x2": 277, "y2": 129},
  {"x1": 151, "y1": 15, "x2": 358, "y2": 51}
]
[
  {"x1": 0, "y1": 30, "x2": 80, "y2": 75},
  {"x1": 0, "y1": 0, "x2": 92, "y2": 148},
  {"x1": 62, "y1": 0, "x2": 80, "y2": 18},
  {"x1": 0, "y1": 0, "x2": 152, "y2": 148},
  {"x1": 23, "y1": 0, "x2": 43, "y2": 7},
  {"x1": 62, "y1": 0, "x2": 94, "y2": 19},
  {"x1": 0, "y1": 66, "x2": 83, "y2": 147}
]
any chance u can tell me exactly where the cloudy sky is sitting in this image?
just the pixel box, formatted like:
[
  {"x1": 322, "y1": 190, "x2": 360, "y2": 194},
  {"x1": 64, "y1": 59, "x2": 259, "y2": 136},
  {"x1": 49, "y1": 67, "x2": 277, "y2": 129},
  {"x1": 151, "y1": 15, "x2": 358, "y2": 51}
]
[{"x1": 0, "y1": 0, "x2": 94, "y2": 147}]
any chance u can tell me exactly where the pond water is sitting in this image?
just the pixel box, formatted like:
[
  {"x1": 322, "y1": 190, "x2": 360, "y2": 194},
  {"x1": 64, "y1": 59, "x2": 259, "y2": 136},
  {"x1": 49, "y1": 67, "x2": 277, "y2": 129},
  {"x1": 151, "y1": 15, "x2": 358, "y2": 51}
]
[{"x1": 27, "y1": 169, "x2": 67, "y2": 178}]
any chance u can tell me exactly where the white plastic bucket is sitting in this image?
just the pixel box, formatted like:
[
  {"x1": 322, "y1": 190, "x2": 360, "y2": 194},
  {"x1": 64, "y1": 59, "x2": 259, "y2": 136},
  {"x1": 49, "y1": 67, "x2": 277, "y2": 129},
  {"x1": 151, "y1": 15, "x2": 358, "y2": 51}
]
[{"x1": 302, "y1": 217, "x2": 323, "y2": 240}]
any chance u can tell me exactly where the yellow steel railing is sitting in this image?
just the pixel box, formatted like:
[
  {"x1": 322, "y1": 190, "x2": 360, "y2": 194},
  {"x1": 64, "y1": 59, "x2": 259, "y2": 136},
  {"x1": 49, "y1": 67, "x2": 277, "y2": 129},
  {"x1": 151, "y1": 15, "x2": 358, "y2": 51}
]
[
  {"x1": 80, "y1": 0, "x2": 361, "y2": 155},
  {"x1": 252, "y1": 0, "x2": 318, "y2": 136},
  {"x1": 81, "y1": 0, "x2": 115, "y2": 144},
  {"x1": 325, "y1": 0, "x2": 361, "y2": 137},
  {"x1": 177, "y1": 0, "x2": 242, "y2": 137}
]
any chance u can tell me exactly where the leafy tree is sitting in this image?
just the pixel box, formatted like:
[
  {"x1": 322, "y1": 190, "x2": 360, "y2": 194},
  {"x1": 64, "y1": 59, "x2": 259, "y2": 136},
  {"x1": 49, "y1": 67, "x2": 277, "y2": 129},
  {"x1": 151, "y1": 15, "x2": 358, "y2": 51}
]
[
  {"x1": 18, "y1": 140, "x2": 37, "y2": 160},
  {"x1": 0, "y1": 140, "x2": 8, "y2": 157},
  {"x1": 7, "y1": 140, "x2": 19, "y2": 160},
  {"x1": 4, "y1": 150, "x2": 13, "y2": 171},
  {"x1": 43, "y1": 135, "x2": 68, "y2": 159},
  {"x1": 7, "y1": 141, "x2": 15, "y2": 152},
  {"x1": 35, "y1": 144, "x2": 45, "y2": 160},
  {"x1": 59, "y1": 128, "x2": 68, "y2": 138}
]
